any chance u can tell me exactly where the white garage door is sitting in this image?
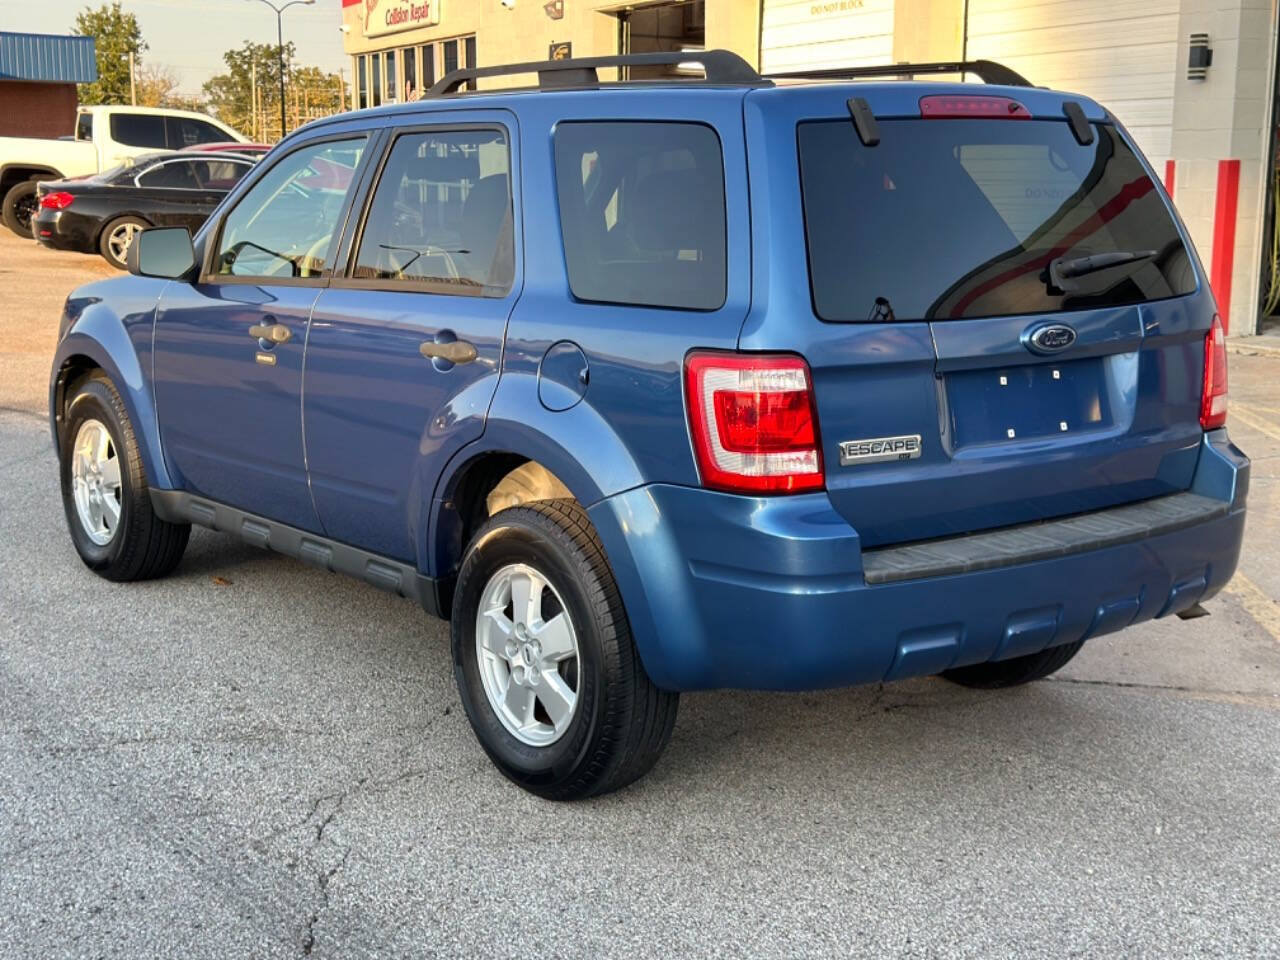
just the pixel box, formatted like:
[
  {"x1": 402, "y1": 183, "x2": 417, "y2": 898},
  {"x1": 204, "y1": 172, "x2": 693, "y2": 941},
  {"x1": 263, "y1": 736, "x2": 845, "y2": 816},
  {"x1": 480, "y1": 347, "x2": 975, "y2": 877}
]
[
  {"x1": 965, "y1": 0, "x2": 1179, "y2": 168},
  {"x1": 761, "y1": 0, "x2": 896, "y2": 75}
]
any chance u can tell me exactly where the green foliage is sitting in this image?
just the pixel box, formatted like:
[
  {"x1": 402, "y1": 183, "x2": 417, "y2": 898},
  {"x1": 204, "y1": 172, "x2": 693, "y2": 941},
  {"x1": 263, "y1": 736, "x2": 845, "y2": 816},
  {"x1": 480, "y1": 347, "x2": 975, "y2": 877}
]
[
  {"x1": 203, "y1": 41, "x2": 347, "y2": 143},
  {"x1": 73, "y1": 1, "x2": 147, "y2": 105}
]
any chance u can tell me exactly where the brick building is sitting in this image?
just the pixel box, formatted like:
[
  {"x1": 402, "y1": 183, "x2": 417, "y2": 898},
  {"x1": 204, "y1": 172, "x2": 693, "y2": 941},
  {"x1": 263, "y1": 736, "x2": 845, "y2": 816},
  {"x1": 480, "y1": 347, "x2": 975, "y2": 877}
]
[{"x1": 0, "y1": 31, "x2": 97, "y2": 140}]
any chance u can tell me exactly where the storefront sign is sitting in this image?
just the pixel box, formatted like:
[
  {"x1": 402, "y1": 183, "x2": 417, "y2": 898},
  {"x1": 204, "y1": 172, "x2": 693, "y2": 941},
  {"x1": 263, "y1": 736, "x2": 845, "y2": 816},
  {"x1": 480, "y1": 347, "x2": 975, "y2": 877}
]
[{"x1": 362, "y1": 0, "x2": 441, "y2": 37}]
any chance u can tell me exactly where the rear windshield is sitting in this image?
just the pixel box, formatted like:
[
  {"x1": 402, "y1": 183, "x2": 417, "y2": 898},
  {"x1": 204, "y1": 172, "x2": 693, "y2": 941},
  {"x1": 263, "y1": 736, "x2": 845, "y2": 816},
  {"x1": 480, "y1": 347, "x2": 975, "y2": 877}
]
[{"x1": 797, "y1": 120, "x2": 1196, "y2": 322}]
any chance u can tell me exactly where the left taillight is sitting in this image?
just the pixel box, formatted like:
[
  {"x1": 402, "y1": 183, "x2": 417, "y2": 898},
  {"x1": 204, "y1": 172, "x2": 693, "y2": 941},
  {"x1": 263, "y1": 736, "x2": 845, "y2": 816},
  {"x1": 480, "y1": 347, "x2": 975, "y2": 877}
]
[
  {"x1": 39, "y1": 191, "x2": 74, "y2": 210},
  {"x1": 684, "y1": 351, "x2": 824, "y2": 494},
  {"x1": 1200, "y1": 313, "x2": 1228, "y2": 430}
]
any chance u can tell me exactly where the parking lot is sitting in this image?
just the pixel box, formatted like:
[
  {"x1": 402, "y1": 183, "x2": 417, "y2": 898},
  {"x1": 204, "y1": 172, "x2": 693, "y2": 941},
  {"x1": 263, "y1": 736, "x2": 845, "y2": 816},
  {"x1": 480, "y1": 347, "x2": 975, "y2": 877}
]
[{"x1": 1, "y1": 228, "x2": 1278, "y2": 958}]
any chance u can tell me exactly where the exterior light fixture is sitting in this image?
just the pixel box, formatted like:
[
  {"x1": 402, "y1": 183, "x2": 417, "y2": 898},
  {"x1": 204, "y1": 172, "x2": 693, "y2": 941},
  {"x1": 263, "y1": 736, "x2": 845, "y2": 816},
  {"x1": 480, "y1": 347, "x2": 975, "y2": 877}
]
[{"x1": 1188, "y1": 33, "x2": 1212, "y2": 80}]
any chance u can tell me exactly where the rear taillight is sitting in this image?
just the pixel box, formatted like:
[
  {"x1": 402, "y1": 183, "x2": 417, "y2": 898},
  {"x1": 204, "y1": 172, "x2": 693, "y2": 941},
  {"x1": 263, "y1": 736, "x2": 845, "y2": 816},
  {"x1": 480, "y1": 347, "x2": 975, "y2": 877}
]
[
  {"x1": 919, "y1": 95, "x2": 1031, "y2": 119},
  {"x1": 1200, "y1": 313, "x2": 1228, "y2": 430},
  {"x1": 39, "y1": 192, "x2": 74, "y2": 210},
  {"x1": 684, "y1": 352, "x2": 824, "y2": 494}
]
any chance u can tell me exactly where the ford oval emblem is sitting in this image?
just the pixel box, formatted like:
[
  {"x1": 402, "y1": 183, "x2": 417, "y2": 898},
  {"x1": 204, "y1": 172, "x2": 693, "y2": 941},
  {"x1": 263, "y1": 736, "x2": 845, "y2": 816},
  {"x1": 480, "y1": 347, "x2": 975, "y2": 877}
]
[{"x1": 1024, "y1": 323, "x2": 1077, "y2": 354}]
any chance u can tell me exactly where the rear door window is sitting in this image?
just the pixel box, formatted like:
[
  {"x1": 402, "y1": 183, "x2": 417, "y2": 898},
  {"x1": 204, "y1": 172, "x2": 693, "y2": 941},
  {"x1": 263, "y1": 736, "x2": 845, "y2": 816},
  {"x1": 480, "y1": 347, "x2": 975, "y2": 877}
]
[
  {"x1": 351, "y1": 127, "x2": 513, "y2": 295},
  {"x1": 110, "y1": 113, "x2": 168, "y2": 149},
  {"x1": 797, "y1": 120, "x2": 1196, "y2": 322},
  {"x1": 553, "y1": 121, "x2": 727, "y2": 311},
  {"x1": 166, "y1": 116, "x2": 233, "y2": 147}
]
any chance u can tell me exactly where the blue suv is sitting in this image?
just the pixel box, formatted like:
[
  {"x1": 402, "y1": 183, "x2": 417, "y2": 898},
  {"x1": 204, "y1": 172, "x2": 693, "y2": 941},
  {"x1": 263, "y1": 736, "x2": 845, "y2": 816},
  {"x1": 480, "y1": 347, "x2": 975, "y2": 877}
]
[{"x1": 49, "y1": 52, "x2": 1248, "y2": 799}]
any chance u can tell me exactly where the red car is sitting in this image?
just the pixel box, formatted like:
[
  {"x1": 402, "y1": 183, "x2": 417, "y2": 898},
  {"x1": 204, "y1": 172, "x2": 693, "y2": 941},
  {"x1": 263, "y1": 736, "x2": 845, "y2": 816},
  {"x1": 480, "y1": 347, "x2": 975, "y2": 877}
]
[{"x1": 181, "y1": 142, "x2": 271, "y2": 156}]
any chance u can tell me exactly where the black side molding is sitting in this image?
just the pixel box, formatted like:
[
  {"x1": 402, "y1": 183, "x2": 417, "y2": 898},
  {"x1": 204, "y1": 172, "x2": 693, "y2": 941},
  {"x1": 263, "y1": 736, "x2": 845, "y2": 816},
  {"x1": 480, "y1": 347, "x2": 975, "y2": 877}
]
[
  {"x1": 847, "y1": 97, "x2": 880, "y2": 147},
  {"x1": 1062, "y1": 101, "x2": 1094, "y2": 145},
  {"x1": 150, "y1": 490, "x2": 447, "y2": 619},
  {"x1": 862, "y1": 492, "x2": 1230, "y2": 585}
]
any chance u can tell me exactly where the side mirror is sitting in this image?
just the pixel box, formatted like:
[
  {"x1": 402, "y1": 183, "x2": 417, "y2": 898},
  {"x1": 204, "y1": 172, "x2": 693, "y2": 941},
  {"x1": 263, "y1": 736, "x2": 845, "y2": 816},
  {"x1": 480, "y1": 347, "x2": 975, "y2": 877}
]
[{"x1": 128, "y1": 226, "x2": 197, "y2": 281}]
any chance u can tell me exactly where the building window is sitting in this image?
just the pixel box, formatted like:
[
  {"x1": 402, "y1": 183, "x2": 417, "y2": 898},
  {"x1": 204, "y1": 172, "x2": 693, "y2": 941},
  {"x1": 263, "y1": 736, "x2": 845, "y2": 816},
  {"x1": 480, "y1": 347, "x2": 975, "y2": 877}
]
[
  {"x1": 384, "y1": 51, "x2": 397, "y2": 103},
  {"x1": 356, "y1": 55, "x2": 368, "y2": 109},
  {"x1": 443, "y1": 39, "x2": 458, "y2": 78},
  {"x1": 464, "y1": 36, "x2": 477, "y2": 90},
  {"x1": 422, "y1": 45, "x2": 435, "y2": 88},
  {"x1": 371, "y1": 54, "x2": 382, "y2": 107},
  {"x1": 403, "y1": 47, "x2": 417, "y2": 101}
]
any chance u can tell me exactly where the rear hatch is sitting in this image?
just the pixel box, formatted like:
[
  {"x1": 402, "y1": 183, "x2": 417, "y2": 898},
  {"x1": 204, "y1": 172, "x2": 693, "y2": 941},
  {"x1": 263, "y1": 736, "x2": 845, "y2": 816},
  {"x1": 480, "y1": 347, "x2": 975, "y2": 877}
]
[{"x1": 742, "y1": 86, "x2": 1210, "y2": 547}]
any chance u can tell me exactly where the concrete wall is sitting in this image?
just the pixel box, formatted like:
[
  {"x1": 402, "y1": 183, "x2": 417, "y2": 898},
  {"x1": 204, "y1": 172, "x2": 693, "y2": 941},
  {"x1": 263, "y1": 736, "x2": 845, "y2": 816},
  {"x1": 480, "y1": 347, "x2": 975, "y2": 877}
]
[{"x1": 0, "y1": 81, "x2": 77, "y2": 139}]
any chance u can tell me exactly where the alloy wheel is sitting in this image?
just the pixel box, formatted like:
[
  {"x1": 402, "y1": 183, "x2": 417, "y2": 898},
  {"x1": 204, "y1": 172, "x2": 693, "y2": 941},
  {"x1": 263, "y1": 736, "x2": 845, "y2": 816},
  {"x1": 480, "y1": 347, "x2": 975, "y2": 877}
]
[
  {"x1": 475, "y1": 562, "x2": 581, "y2": 747},
  {"x1": 70, "y1": 418, "x2": 122, "y2": 545},
  {"x1": 107, "y1": 222, "x2": 142, "y2": 264}
]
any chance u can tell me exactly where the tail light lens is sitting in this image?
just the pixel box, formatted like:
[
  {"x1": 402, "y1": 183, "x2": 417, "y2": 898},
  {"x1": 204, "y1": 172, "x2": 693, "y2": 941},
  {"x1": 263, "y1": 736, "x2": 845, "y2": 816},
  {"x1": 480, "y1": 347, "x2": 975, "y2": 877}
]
[
  {"x1": 684, "y1": 352, "x2": 824, "y2": 494},
  {"x1": 1200, "y1": 313, "x2": 1228, "y2": 429},
  {"x1": 39, "y1": 192, "x2": 75, "y2": 210}
]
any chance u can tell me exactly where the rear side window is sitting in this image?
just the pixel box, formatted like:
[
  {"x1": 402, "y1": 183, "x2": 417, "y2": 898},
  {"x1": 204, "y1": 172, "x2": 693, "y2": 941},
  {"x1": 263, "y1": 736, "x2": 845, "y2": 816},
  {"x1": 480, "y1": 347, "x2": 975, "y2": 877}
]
[
  {"x1": 75, "y1": 112, "x2": 93, "y2": 141},
  {"x1": 797, "y1": 120, "x2": 1196, "y2": 322},
  {"x1": 553, "y1": 121, "x2": 727, "y2": 311},
  {"x1": 110, "y1": 113, "x2": 168, "y2": 149},
  {"x1": 352, "y1": 128, "x2": 513, "y2": 295}
]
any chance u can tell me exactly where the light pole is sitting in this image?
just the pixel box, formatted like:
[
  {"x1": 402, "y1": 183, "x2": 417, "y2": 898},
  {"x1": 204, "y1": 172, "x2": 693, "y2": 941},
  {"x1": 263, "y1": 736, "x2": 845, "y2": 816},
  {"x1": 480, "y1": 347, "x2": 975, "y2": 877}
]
[{"x1": 248, "y1": 0, "x2": 315, "y2": 139}]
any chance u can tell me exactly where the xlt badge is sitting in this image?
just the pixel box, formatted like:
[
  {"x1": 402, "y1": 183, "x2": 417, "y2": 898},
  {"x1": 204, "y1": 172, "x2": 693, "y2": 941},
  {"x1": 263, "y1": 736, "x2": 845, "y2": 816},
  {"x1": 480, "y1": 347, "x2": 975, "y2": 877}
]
[{"x1": 839, "y1": 434, "x2": 922, "y2": 466}]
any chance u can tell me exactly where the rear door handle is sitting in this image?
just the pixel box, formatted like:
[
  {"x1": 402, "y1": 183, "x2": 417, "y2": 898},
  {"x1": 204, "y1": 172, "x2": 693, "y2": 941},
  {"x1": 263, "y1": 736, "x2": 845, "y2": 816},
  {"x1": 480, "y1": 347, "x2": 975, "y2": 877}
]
[
  {"x1": 249, "y1": 323, "x2": 291, "y2": 345},
  {"x1": 419, "y1": 340, "x2": 478, "y2": 364}
]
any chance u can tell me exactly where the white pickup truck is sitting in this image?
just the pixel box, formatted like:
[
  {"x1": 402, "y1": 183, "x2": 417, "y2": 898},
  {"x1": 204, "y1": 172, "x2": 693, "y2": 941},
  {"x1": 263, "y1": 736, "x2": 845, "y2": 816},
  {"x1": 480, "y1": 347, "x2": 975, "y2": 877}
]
[{"x1": 1, "y1": 104, "x2": 246, "y2": 236}]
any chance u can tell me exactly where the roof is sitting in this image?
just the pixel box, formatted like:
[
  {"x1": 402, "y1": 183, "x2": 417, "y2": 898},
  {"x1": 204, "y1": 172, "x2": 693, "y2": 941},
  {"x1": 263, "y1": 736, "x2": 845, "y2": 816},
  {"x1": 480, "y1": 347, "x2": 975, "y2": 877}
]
[{"x1": 0, "y1": 31, "x2": 97, "y2": 84}]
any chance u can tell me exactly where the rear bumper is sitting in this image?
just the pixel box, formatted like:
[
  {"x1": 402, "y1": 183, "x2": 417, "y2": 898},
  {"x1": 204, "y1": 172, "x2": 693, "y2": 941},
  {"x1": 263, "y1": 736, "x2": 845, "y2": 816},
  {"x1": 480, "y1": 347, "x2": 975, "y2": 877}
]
[
  {"x1": 588, "y1": 429, "x2": 1248, "y2": 692},
  {"x1": 33, "y1": 209, "x2": 96, "y2": 253}
]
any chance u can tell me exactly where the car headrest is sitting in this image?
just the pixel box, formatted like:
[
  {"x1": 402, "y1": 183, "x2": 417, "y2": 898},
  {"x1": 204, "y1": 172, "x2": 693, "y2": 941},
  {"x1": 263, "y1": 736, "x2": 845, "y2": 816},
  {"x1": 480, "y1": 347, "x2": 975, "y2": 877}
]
[{"x1": 461, "y1": 174, "x2": 512, "y2": 287}]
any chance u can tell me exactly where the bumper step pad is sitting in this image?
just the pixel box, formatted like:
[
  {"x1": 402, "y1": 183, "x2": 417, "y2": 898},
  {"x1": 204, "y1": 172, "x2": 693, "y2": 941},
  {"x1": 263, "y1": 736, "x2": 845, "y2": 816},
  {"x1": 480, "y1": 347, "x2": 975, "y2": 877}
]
[{"x1": 862, "y1": 492, "x2": 1229, "y2": 585}]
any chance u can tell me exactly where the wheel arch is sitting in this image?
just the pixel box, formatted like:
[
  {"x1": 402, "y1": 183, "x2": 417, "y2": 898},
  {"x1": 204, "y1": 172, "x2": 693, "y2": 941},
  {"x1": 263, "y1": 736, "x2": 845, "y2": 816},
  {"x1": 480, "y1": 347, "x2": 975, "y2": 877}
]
[
  {"x1": 50, "y1": 311, "x2": 172, "y2": 490},
  {"x1": 1, "y1": 164, "x2": 63, "y2": 193}
]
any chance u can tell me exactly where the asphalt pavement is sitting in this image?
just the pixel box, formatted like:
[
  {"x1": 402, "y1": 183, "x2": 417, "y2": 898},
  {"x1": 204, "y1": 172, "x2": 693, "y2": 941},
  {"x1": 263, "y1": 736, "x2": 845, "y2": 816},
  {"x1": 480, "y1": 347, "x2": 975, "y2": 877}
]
[{"x1": 1, "y1": 231, "x2": 1278, "y2": 958}]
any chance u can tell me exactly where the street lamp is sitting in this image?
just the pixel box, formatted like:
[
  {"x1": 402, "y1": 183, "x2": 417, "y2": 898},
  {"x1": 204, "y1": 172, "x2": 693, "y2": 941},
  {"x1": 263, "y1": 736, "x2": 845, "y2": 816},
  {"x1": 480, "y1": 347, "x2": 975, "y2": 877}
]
[{"x1": 247, "y1": 0, "x2": 315, "y2": 139}]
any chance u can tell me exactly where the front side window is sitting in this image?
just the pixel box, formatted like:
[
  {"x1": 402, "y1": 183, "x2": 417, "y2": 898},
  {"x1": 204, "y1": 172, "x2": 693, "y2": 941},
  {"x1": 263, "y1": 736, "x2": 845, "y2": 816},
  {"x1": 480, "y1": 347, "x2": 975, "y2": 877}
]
[
  {"x1": 215, "y1": 137, "x2": 366, "y2": 279},
  {"x1": 110, "y1": 113, "x2": 167, "y2": 149},
  {"x1": 797, "y1": 119, "x2": 1196, "y2": 322},
  {"x1": 553, "y1": 121, "x2": 727, "y2": 310},
  {"x1": 352, "y1": 128, "x2": 512, "y2": 295},
  {"x1": 167, "y1": 116, "x2": 231, "y2": 147}
]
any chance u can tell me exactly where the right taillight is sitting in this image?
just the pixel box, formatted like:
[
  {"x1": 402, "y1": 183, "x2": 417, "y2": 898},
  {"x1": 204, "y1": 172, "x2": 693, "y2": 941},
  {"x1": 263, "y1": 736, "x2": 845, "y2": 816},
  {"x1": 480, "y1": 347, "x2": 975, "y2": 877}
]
[
  {"x1": 1200, "y1": 313, "x2": 1228, "y2": 430},
  {"x1": 684, "y1": 351, "x2": 824, "y2": 494},
  {"x1": 39, "y1": 192, "x2": 74, "y2": 210}
]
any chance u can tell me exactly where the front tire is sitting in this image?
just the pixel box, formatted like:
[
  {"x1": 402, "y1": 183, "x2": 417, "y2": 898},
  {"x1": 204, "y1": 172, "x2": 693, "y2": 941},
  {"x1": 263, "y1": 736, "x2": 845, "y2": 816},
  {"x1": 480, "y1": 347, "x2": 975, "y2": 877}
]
[
  {"x1": 98, "y1": 215, "x2": 148, "y2": 270},
  {"x1": 941, "y1": 639, "x2": 1086, "y2": 689},
  {"x1": 2, "y1": 179, "x2": 39, "y2": 236},
  {"x1": 60, "y1": 375, "x2": 190, "y2": 581},
  {"x1": 452, "y1": 499, "x2": 678, "y2": 800}
]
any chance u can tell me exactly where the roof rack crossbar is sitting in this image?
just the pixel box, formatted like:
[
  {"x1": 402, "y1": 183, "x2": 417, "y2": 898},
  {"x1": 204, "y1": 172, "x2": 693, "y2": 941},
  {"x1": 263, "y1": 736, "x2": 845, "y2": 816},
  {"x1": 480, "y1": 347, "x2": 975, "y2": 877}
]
[
  {"x1": 766, "y1": 60, "x2": 1032, "y2": 88},
  {"x1": 426, "y1": 49, "x2": 765, "y2": 97}
]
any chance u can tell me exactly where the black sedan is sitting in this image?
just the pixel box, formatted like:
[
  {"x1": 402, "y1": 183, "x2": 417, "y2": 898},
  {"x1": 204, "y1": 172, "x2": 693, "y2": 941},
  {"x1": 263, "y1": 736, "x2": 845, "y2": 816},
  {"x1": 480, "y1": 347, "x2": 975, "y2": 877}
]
[{"x1": 34, "y1": 152, "x2": 257, "y2": 269}]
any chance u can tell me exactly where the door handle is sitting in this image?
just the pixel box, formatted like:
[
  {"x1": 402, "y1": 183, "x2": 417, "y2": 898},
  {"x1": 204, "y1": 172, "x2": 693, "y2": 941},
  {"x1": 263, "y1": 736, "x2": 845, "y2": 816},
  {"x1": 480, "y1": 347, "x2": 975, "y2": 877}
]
[
  {"x1": 419, "y1": 340, "x2": 478, "y2": 364},
  {"x1": 249, "y1": 323, "x2": 292, "y2": 345}
]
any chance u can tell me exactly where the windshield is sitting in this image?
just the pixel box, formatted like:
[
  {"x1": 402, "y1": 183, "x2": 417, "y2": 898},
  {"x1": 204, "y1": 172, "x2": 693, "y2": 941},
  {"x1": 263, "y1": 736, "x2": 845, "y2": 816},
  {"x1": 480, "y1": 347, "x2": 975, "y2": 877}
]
[{"x1": 797, "y1": 119, "x2": 1196, "y2": 322}]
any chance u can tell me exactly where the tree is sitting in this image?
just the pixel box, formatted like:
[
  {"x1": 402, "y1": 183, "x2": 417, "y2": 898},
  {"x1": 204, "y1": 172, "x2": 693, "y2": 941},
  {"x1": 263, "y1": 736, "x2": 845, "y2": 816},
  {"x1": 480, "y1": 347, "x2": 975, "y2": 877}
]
[
  {"x1": 73, "y1": 2, "x2": 147, "y2": 105},
  {"x1": 203, "y1": 41, "x2": 346, "y2": 143}
]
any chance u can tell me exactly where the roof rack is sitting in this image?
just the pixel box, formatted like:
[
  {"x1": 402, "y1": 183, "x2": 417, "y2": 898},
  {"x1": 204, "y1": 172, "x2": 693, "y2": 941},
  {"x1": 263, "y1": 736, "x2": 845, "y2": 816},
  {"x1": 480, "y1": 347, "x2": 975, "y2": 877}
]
[
  {"x1": 766, "y1": 60, "x2": 1032, "y2": 88},
  {"x1": 425, "y1": 49, "x2": 765, "y2": 97}
]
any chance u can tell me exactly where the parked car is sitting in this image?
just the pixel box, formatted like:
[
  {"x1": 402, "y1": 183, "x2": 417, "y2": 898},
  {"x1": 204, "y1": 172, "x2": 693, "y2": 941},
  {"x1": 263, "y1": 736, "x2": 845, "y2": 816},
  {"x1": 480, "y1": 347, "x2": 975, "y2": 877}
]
[
  {"x1": 1, "y1": 105, "x2": 245, "y2": 236},
  {"x1": 48, "y1": 52, "x2": 1248, "y2": 800},
  {"x1": 34, "y1": 153, "x2": 258, "y2": 269},
  {"x1": 182, "y1": 142, "x2": 272, "y2": 157}
]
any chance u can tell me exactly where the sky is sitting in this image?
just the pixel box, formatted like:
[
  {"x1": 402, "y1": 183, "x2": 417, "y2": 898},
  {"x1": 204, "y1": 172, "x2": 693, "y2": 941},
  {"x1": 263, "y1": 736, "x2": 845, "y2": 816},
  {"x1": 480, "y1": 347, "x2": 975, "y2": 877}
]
[{"x1": 0, "y1": 0, "x2": 348, "y2": 95}]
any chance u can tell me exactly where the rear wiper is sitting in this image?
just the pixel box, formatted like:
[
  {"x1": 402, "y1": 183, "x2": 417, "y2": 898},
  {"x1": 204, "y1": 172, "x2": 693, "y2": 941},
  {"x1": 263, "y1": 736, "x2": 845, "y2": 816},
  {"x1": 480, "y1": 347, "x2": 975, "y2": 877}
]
[{"x1": 1044, "y1": 249, "x2": 1157, "y2": 293}]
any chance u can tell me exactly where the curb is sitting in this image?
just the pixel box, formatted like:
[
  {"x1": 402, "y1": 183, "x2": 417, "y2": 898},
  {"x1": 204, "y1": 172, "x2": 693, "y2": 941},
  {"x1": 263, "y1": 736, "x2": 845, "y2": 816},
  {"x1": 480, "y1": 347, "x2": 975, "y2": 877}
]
[{"x1": 1227, "y1": 340, "x2": 1280, "y2": 359}]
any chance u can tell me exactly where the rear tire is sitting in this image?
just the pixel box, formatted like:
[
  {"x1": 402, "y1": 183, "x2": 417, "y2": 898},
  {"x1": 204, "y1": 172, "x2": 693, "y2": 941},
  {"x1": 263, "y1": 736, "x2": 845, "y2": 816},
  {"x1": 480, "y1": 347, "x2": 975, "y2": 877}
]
[
  {"x1": 60, "y1": 375, "x2": 190, "y2": 581},
  {"x1": 941, "y1": 639, "x2": 1086, "y2": 689},
  {"x1": 98, "y1": 215, "x2": 148, "y2": 270},
  {"x1": 2, "y1": 179, "x2": 39, "y2": 236},
  {"x1": 451, "y1": 499, "x2": 678, "y2": 800}
]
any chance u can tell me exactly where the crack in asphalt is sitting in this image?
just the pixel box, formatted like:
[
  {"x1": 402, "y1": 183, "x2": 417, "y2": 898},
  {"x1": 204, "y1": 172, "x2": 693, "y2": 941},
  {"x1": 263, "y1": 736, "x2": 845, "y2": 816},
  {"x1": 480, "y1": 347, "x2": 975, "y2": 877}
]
[{"x1": 1046, "y1": 675, "x2": 1279, "y2": 703}]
